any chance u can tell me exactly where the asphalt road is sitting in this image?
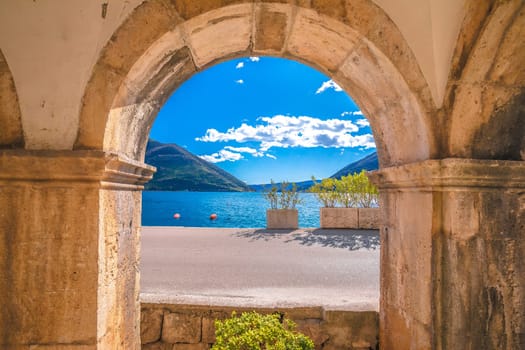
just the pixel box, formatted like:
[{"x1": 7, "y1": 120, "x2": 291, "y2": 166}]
[{"x1": 140, "y1": 227, "x2": 380, "y2": 311}]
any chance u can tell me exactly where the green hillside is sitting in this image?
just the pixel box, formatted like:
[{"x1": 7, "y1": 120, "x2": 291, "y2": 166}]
[
  {"x1": 330, "y1": 152, "x2": 378, "y2": 179},
  {"x1": 144, "y1": 140, "x2": 252, "y2": 192}
]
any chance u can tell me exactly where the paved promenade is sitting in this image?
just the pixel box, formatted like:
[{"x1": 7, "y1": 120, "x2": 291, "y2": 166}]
[{"x1": 140, "y1": 227, "x2": 380, "y2": 311}]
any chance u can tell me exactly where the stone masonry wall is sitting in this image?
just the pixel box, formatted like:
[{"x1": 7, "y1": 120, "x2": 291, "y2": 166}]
[{"x1": 141, "y1": 303, "x2": 378, "y2": 350}]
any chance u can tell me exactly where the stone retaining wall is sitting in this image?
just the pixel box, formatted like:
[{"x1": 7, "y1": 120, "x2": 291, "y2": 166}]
[{"x1": 141, "y1": 303, "x2": 378, "y2": 350}]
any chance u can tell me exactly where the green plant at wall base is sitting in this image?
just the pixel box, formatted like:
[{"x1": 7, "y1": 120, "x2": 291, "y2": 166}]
[
  {"x1": 309, "y1": 171, "x2": 378, "y2": 208},
  {"x1": 263, "y1": 180, "x2": 302, "y2": 209},
  {"x1": 211, "y1": 311, "x2": 314, "y2": 350}
]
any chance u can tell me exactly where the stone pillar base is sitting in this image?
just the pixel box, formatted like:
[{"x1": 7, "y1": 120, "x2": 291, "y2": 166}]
[
  {"x1": 0, "y1": 150, "x2": 155, "y2": 349},
  {"x1": 369, "y1": 158, "x2": 524, "y2": 350}
]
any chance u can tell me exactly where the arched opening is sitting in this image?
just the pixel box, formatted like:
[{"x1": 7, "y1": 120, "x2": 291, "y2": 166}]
[{"x1": 75, "y1": 2, "x2": 435, "y2": 348}]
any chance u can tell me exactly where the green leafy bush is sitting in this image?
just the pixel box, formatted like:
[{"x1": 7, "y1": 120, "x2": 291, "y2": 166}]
[
  {"x1": 263, "y1": 180, "x2": 302, "y2": 209},
  {"x1": 211, "y1": 311, "x2": 314, "y2": 350},
  {"x1": 309, "y1": 170, "x2": 378, "y2": 208},
  {"x1": 309, "y1": 177, "x2": 338, "y2": 207}
]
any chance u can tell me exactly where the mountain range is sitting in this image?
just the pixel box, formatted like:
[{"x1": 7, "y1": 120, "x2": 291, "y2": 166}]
[
  {"x1": 144, "y1": 140, "x2": 252, "y2": 192},
  {"x1": 144, "y1": 139, "x2": 378, "y2": 192}
]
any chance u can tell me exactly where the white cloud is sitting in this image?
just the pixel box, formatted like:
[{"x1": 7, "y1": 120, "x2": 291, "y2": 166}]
[
  {"x1": 341, "y1": 111, "x2": 364, "y2": 118},
  {"x1": 235, "y1": 79, "x2": 244, "y2": 84},
  {"x1": 196, "y1": 115, "x2": 376, "y2": 151},
  {"x1": 249, "y1": 57, "x2": 260, "y2": 62},
  {"x1": 266, "y1": 154, "x2": 277, "y2": 159},
  {"x1": 224, "y1": 146, "x2": 265, "y2": 157},
  {"x1": 199, "y1": 149, "x2": 243, "y2": 163},
  {"x1": 316, "y1": 79, "x2": 343, "y2": 94},
  {"x1": 236, "y1": 62, "x2": 244, "y2": 69},
  {"x1": 356, "y1": 119, "x2": 370, "y2": 127}
]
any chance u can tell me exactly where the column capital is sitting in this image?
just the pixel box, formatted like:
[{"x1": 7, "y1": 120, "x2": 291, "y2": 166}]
[
  {"x1": 369, "y1": 158, "x2": 525, "y2": 191},
  {"x1": 0, "y1": 149, "x2": 156, "y2": 190}
]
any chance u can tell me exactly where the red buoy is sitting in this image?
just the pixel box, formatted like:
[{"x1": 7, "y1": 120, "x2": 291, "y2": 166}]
[
  {"x1": 209, "y1": 213, "x2": 217, "y2": 220},
  {"x1": 173, "y1": 213, "x2": 181, "y2": 219}
]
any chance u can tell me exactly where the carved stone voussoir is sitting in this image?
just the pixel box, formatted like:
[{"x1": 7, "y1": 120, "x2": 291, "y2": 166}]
[
  {"x1": 0, "y1": 149, "x2": 155, "y2": 190},
  {"x1": 368, "y1": 158, "x2": 525, "y2": 191}
]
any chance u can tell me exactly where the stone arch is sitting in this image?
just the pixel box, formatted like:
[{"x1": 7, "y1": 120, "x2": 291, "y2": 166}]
[
  {"x1": 0, "y1": 48, "x2": 23, "y2": 148},
  {"x1": 446, "y1": 1, "x2": 525, "y2": 160},
  {"x1": 75, "y1": 0, "x2": 437, "y2": 168}
]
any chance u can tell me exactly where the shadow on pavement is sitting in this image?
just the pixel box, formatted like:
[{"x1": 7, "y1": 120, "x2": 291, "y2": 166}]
[
  {"x1": 233, "y1": 228, "x2": 380, "y2": 251},
  {"x1": 234, "y1": 229, "x2": 296, "y2": 241}
]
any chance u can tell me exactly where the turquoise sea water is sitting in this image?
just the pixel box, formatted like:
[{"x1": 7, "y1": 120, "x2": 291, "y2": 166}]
[{"x1": 142, "y1": 191, "x2": 321, "y2": 228}]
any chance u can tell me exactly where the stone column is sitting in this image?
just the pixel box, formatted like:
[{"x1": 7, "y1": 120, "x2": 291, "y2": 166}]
[
  {"x1": 0, "y1": 150, "x2": 154, "y2": 349},
  {"x1": 370, "y1": 159, "x2": 524, "y2": 350}
]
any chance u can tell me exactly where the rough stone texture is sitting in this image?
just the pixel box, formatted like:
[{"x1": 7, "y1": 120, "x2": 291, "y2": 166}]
[
  {"x1": 320, "y1": 208, "x2": 358, "y2": 229},
  {"x1": 266, "y1": 209, "x2": 299, "y2": 229},
  {"x1": 370, "y1": 158, "x2": 525, "y2": 350},
  {"x1": 254, "y1": 4, "x2": 290, "y2": 54},
  {"x1": 183, "y1": 4, "x2": 253, "y2": 68},
  {"x1": 162, "y1": 313, "x2": 202, "y2": 344},
  {"x1": 172, "y1": 344, "x2": 210, "y2": 350},
  {"x1": 141, "y1": 303, "x2": 378, "y2": 350},
  {"x1": 0, "y1": 150, "x2": 154, "y2": 349},
  {"x1": 141, "y1": 308, "x2": 164, "y2": 344},
  {"x1": 171, "y1": 0, "x2": 249, "y2": 20},
  {"x1": 295, "y1": 319, "x2": 329, "y2": 349},
  {"x1": 286, "y1": 7, "x2": 360, "y2": 72},
  {"x1": 143, "y1": 343, "x2": 172, "y2": 350},
  {"x1": 322, "y1": 310, "x2": 378, "y2": 349},
  {"x1": 358, "y1": 208, "x2": 379, "y2": 230},
  {"x1": 446, "y1": 0, "x2": 525, "y2": 161}
]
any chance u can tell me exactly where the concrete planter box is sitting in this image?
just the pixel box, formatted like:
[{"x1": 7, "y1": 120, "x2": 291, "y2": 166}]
[
  {"x1": 358, "y1": 207, "x2": 380, "y2": 229},
  {"x1": 266, "y1": 209, "x2": 298, "y2": 229},
  {"x1": 320, "y1": 207, "x2": 358, "y2": 228},
  {"x1": 320, "y1": 207, "x2": 380, "y2": 229}
]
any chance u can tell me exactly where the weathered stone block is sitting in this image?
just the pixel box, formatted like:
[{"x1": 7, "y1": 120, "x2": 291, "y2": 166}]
[
  {"x1": 322, "y1": 310, "x2": 378, "y2": 349},
  {"x1": 254, "y1": 4, "x2": 290, "y2": 53},
  {"x1": 171, "y1": 343, "x2": 210, "y2": 350},
  {"x1": 295, "y1": 319, "x2": 329, "y2": 349},
  {"x1": 141, "y1": 308, "x2": 164, "y2": 344},
  {"x1": 266, "y1": 209, "x2": 298, "y2": 229},
  {"x1": 320, "y1": 207, "x2": 358, "y2": 229},
  {"x1": 172, "y1": 0, "x2": 247, "y2": 20},
  {"x1": 162, "y1": 313, "x2": 202, "y2": 344},
  {"x1": 184, "y1": 4, "x2": 252, "y2": 68},
  {"x1": 284, "y1": 307, "x2": 323, "y2": 320},
  {"x1": 358, "y1": 208, "x2": 379, "y2": 229},
  {"x1": 143, "y1": 342, "x2": 172, "y2": 350},
  {"x1": 286, "y1": 7, "x2": 359, "y2": 71},
  {"x1": 201, "y1": 317, "x2": 216, "y2": 344}
]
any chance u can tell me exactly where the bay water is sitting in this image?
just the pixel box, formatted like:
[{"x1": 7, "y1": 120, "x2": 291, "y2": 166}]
[{"x1": 142, "y1": 191, "x2": 321, "y2": 228}]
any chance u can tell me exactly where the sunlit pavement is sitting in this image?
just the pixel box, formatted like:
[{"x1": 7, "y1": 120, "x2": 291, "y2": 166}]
[{"x1": 140, "y1": 226, "x2": 380, "y2": 311}]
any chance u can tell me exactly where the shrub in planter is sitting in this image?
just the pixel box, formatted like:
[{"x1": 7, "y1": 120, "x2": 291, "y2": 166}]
[
  {"x1": 264, "y1": 181, "x2": 301, "y2": 229},
  {"x1": 211, "y1": 311, "x2": 314, "y2": 350},
  {"x1": 309, "y1": 177, "x2": 338, "y2": 208},
  {"x1": 310, "y1": 171, "x2": 379, "y2": 229},
  {"x1": 310, "y1": 171, "x2": 378, "y2": 208}
]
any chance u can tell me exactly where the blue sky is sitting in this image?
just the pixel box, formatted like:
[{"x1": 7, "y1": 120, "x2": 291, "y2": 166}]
[{"x1": 149, "y1": 57, "x2": 376, "y2": 184}]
